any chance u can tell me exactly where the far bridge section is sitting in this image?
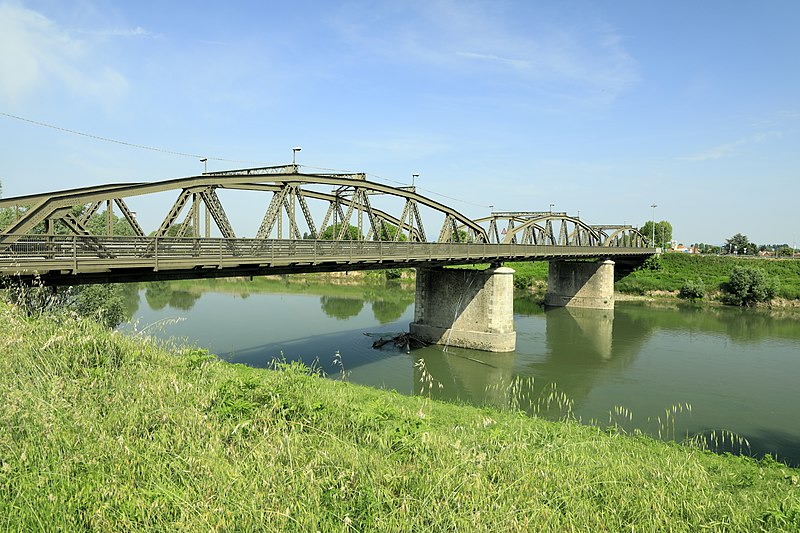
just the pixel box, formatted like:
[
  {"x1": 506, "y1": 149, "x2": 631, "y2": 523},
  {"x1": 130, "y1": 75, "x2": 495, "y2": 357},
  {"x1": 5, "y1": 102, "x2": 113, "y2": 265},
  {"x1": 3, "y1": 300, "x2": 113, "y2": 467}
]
[{"x1": 0, "y1": 164, "x2": 654, "y2": 352}]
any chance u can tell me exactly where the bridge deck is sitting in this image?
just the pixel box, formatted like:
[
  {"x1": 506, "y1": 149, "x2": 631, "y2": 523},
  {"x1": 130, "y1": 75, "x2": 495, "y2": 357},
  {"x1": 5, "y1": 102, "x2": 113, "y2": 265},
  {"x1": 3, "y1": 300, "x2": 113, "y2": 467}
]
[{"x1": 0, "y1": 236, "x2": 653, "y2": 285}]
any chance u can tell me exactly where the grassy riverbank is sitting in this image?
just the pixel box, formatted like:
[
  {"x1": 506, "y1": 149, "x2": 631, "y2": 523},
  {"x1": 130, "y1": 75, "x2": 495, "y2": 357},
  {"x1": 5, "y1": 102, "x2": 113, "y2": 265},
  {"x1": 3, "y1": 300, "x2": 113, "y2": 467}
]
[
  {"x1": 1, "y1": 302, "x2": 798, "y2": 530},
  {"x1": 463, "y1": 255, "x2": 800, "y2": 302},
  {"x1": 616, "y1": 254, "x2": 800, "y2": 300}
]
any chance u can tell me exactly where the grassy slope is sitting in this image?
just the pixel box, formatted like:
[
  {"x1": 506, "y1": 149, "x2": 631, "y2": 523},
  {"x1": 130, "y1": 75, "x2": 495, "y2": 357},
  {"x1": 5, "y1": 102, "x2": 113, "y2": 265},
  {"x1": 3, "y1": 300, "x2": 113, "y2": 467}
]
[
  {"x1": 465, "y1": 255, "x2": 800, "y2": 300},
  {"x1": 617, "y1": 254, "x2": 800, "y2": 299},
  {"x1": 1, "y1": 302, "x2": 799, "y2": 531}
]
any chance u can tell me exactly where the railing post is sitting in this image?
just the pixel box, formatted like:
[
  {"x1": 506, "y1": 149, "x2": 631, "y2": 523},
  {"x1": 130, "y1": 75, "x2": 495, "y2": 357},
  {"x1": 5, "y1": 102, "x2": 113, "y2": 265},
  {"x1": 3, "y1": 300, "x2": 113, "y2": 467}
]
[
  {"x1": 72, "y1": 236, "x2": 77, "y2": 272},
  {"x1": 154, "y1": 237, "x2": 159, "y2": 271}
]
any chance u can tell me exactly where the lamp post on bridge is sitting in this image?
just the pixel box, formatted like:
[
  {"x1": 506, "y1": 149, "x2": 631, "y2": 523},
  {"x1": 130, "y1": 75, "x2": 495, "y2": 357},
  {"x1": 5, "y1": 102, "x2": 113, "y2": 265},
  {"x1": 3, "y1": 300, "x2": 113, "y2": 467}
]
[
  {"x1": 412, "y1": 173, "x2": 419, "y2": 190},
  {"x1": 549, "y1": 203, "x2": 554, "y2": 214},
  {"x1": 650, "y1": 203, "x2": 657, "y2": 247},
  {"x1": 292, "y1": 147, "x2": 302, "y2": 166},
  {"x1": 200, "y1": 158, "x2": 207, "y2": 174}
]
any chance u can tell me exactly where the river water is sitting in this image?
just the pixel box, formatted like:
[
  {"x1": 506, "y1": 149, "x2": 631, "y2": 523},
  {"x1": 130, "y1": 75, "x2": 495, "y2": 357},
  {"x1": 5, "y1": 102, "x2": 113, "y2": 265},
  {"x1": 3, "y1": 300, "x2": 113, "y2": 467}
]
[{"x1": 121, "y1": 279, "x2": 800, "y2": 465}]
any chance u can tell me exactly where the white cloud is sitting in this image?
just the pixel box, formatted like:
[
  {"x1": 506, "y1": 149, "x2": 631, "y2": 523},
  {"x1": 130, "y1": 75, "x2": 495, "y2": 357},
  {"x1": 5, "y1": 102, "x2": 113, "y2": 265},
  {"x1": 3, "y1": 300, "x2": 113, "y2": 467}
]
[
  {"x1": 0, "y1": 2, "x2": 129, "y2": 105},
  {"x1": 681, "y1": 132, "x2": 781, "y2": 162},
  {"x1": 330, "y1": 2, "x2": 640, "y2": 105}
]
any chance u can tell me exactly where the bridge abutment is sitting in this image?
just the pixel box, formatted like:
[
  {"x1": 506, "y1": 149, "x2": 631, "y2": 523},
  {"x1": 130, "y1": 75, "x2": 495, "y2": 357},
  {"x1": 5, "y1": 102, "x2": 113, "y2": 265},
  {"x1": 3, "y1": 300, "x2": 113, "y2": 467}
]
[
  {"x1": 544, "y1": 259, "x2": 615, "y2": 310},
  {"x1": 410, "y1": 266, "x2": 516, "y2": 353}
]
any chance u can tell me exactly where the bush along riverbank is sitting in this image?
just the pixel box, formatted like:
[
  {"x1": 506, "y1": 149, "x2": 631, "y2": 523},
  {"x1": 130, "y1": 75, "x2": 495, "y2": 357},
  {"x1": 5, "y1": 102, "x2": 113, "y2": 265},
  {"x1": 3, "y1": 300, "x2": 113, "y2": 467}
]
[
  {"x1": 616, "y1": 253, "x2": 800, "y2": 304},
  {"x1": 1, "y1": 301, "x2": 799, "y2": 530}
]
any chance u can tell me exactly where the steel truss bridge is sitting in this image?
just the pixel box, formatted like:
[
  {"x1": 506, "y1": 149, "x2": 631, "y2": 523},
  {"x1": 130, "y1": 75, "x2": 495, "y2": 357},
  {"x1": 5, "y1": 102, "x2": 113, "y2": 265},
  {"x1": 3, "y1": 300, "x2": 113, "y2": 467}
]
[{"x1": 0, "y1": 165, "x2": 653, "y2": 285}]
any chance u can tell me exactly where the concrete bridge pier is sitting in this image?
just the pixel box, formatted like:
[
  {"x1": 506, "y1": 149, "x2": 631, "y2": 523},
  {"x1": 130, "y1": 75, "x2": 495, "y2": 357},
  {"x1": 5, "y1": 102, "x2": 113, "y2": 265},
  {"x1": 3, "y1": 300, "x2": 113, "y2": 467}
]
[
  {"x1": 410, "y1": 265, "x2": 516, "y2": 353},
  {"x1": 544, "y1": 259, "x2": 615, "y2": 310}
]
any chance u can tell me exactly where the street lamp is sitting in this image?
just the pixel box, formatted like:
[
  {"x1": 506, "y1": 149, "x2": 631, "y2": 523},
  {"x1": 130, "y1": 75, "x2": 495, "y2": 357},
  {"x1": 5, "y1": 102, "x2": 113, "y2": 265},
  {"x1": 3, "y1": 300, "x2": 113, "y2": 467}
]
[
  {"x1": 200, "y1": 158, "x2": 207, "y2": 174},
  {"x1": 489, "y1": 204, "x2": 494, "y2": 214},
  {"x1": 549, "y1": 203, "x2": 554, "y2": 213},
  {"x1": 292, "y1": 147, "x2": 302, "y2": 166},
  {"x1": 650, "y1": 203, "x2": 657, "y2": 247},
  {"x1": 412, "y1": 173, "x2": 419, "y2": 189}
]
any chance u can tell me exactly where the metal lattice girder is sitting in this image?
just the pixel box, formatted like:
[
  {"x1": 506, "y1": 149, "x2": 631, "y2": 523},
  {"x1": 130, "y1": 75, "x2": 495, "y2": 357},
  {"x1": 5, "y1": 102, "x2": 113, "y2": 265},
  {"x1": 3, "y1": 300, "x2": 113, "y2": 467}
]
[
  {"x1": 358, "y1": 190, "x2": 385, "y2": 241},
  {"x1": 177, "y1": 200, "x2": 198, "y2": 238},
  {"x1": 79, "y1": 201, "x2": 103, "y2": 226},
  {"x1": 256, "y1": 187, "x2": 289, "y2": 239},
  {"x1": 59, "y1": 211, "x2": 92, "y2": 236},
  {"x1": 155, "y1": 189, "x2": 193, "y2": 237},
  {"x1": 337, "y1": 192, "x2": 359, "y2": 240},
  {"x1": 282, "y1": 197, "x2": 302, "y2": 240},
  {"x1": 296, "y1": 191, "x2": 317, "y2": 238},
  {"x1": 0, "y1": 199, "x2": 51, "y2": 243},
  {"x1": 438, "y1": 214, "x2": 462, "y2": 243},
  {"x1": 199, "y1": 188, "x2": 236, "y2": 239},
  {"x1": 114, "y1": 198, "x2": 145, "y2": 237},
  {"x1": 411, "y1": 202, "x2": 426, "y2": 242},
  {"x1": 1, "y1": 166, "x2": 491, "y2": 245}
]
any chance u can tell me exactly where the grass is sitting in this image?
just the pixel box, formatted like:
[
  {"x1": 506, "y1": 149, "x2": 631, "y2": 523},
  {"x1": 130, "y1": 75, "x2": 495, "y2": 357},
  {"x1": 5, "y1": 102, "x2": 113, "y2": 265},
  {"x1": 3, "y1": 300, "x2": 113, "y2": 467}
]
[
  {"x1": 617, "y1": 254, "x2": 800, "y2": 299},
  {"x1": 1, "y1": 301, "x2": 799, "y2": 530},
  {"x1": 458, "y1": 255, "x2": 800, "y2": 302}
]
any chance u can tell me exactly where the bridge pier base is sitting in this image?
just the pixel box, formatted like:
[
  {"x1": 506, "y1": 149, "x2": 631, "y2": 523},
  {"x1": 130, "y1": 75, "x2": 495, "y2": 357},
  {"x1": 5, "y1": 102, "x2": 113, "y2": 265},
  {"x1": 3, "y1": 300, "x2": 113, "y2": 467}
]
[
  {"x1": 409, "y1": 266, "x2": 516, "y2": 353},
  {"x1": 544, "y1": 259, "x2": 615, "y2": 310}
]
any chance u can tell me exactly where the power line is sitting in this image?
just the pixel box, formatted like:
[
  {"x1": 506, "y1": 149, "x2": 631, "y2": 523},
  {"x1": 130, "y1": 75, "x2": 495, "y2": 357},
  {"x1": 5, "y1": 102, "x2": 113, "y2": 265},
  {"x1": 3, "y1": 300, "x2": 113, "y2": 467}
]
[
  {"x1": 2, "y1": 111, "x2": 493, "y2": 209},
  {"x1": 0, "y1": 111, "x2": 263, "y2": 165}
]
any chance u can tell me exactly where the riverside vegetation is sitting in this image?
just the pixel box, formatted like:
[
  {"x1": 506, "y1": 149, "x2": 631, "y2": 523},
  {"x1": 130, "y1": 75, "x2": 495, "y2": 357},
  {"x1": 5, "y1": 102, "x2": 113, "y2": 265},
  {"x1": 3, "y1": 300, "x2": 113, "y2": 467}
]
[
  {"x1": 1, "y1": 299, "x2": 799, "y2": 530},
  {"x1": 477, "y1": 254, "x2": 800, "y2": 305}
]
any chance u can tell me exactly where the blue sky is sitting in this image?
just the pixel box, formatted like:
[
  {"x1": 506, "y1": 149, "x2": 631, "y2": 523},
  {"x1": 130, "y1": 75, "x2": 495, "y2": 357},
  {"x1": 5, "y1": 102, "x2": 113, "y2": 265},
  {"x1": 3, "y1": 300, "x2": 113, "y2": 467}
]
[{"x1": 1, "y1": 0, "x2": 798, "y2": 246}]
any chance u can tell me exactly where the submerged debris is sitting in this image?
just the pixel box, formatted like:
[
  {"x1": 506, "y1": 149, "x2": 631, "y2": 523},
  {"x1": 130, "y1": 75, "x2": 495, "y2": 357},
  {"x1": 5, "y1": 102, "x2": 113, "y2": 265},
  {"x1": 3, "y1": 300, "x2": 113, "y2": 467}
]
[{"x1": 364, "y1": 332, "x2": 428, "y2": 351}]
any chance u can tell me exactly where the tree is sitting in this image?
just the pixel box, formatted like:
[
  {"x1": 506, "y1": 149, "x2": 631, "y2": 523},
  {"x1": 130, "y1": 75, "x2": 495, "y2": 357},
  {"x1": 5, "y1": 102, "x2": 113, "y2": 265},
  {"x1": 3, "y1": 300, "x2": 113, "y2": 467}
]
[
  {"x1": 320, "y1": 224, "x2": 360, "y2": 240},
  {"x1": 639, "y1": 220, "x2": 672, "y2": 248},
  {"x1": 721, "y1": 266, "x2": 776, "y2": 306},
  {"x1": 725, "y1": 233, "x2": 756, "y2": 255}
]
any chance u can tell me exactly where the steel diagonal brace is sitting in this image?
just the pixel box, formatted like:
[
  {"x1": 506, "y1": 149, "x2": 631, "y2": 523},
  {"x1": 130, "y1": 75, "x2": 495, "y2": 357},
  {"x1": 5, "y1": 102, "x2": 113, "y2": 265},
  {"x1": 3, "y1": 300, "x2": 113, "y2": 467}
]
[
  {"x1": 155, "y1": 189, "x2": 192, "y2": 237},
  {"x1": 79, "y1": 201, "x2": 103, "y2": 226},
  {"x1": 296, "y1": 192, "x2": 317, "y2": 239},
  {"x1": 114, "y1": 198, "x2": 145, "y2": 237},
  {"x1": 200, "y1": 188, "x2": 236, "y2": 239},
  {"x1": 282, "y1": 197, "x2": 302, "y2": 240},
  {"x1": 58, "y1": 213, "x2": 114, "y2": 258},
  {"x1": 256, "y1": 187, "x2": 289, "y2": 239}
]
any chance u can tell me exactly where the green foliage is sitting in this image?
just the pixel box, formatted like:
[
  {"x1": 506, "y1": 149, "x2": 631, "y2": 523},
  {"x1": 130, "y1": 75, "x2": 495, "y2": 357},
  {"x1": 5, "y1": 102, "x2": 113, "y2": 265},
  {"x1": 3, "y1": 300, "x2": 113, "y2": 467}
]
[
  {"x1": 378, "y1": 223, "x2": 407, "y2": 241},
  {"x1": 639, "y1": 254, "x2": 663, "y2": 271},
  {"x1": 74, "y1": 284, "x2": 127, "y2": 328},
  {"x1": 2, "y1": 278, "x2": 128, "y2": 328},
  {"x1": 1, "y1": 301, "x2": 799, "y2": 531},
  {"x1": 639, "y1": 220, "x2": 673, "y2": 247},
  {"x1": 617, "y1": 253, "x2": 800, "y2": 300},
  {"x1": 678, "y1": 278, "x2": 706, "y2": 301},
  {"x1": 722, "y1": 266, "x2": 777, "y2": 306},
  {"x1": 384, "y1": 268, "x2": 403, "y2": 280},
  {"x1": 320, "y1": 223, "x2": 360, "y2": 240},
  {"x1": 320, "y1": 296, "x2": 364, "y2": 319},
  {"x1": 85, "y1": 210, "x2": 138, "y2": 236},
  {"x1": 725, "y1": 233, "x2": 757, "y2": 256}
]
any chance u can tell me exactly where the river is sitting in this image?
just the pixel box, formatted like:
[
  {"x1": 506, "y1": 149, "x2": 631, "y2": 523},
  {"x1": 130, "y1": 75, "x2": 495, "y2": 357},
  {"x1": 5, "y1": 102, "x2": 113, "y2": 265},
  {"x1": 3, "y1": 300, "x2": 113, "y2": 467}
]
[{"x1": 120, "y1": 277, "x2": 800, "y2": 466}]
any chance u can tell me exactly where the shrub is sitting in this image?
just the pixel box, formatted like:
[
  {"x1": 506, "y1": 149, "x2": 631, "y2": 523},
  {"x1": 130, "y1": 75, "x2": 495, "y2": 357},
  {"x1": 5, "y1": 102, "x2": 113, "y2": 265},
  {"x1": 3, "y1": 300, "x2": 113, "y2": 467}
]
[
  {"x1": 678, "y1": 278, "x2": 705, "y2": 301},
  {"x1": 721, "y1": 266, "x2": 776, "y2": 306}
]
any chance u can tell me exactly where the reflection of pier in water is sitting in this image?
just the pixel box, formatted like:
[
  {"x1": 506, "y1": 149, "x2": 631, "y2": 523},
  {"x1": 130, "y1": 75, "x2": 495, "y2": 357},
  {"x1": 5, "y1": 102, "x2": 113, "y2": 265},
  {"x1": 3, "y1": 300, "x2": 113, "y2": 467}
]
[{"x1": 414, "y1": 304, "x2": 656, "y2": 413}]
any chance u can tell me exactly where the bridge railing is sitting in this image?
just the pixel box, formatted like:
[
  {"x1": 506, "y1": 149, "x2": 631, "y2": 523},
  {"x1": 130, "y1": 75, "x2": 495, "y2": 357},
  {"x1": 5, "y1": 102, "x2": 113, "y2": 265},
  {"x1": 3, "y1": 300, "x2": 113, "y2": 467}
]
[{"x1": 0, "y1": 235, "x2": 654, "y2": 277}]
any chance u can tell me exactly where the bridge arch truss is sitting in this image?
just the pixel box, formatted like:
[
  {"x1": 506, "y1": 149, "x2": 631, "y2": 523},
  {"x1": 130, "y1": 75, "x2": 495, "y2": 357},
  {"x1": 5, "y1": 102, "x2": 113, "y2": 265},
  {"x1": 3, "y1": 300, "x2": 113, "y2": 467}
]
[{"x1": 0, "y1": 165, "x2": 489, "y2": 247}]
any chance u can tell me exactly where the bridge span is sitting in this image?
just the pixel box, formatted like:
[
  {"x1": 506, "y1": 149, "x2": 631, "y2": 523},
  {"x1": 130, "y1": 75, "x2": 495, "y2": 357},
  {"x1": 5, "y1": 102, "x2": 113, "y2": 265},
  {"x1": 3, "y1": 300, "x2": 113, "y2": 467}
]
[{"x1": 0, "y1": 165, "x2": 655, "y2": 352}]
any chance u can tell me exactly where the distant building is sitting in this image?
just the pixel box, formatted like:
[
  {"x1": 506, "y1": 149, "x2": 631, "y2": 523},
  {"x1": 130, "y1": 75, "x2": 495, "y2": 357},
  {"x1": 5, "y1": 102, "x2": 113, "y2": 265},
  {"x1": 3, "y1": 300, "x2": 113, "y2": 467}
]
[{"x1": 667, "y1": 243, "x2": 698, "y2": 254}]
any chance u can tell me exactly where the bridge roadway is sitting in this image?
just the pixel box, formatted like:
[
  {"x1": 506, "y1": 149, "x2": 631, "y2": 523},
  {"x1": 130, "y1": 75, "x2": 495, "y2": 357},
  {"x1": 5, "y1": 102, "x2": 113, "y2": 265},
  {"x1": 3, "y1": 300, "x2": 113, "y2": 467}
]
[{"x1": 0, "y1": 235, "x2": 652, "y2": 285}]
